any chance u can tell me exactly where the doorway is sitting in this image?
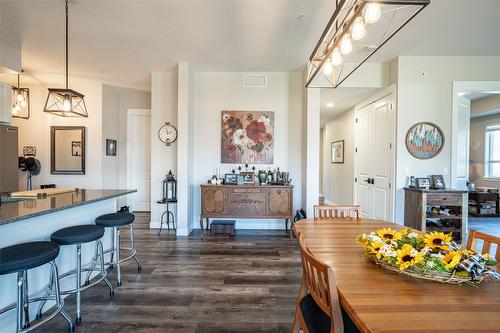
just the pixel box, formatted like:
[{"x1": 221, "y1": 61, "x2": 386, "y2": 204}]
[{"x1": 127, "y1": 109, "x2": 152, "y2": 212}]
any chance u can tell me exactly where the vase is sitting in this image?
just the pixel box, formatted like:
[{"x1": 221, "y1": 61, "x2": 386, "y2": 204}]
[{"x1": 258, "y1": 170, "x2": 267, "y2": 185}]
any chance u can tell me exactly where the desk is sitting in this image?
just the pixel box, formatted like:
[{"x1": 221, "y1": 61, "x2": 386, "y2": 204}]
[
  {"x1": 293, "y1": 218, "x2": 500, "y2": 333},
  {"x1": 200, "y1": 184, "x2": 293, "y2": 237}
]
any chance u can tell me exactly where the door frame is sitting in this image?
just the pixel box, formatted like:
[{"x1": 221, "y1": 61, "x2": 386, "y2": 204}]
[
  {"x1": 451, "y1": 81, "x2": 500, "y2": 189},
  {"x1": 353, "y1": 84, "x2": 397, "y2": 221},
  {"x1": 127, "y1": 108, "x2": 152, "y2": 211}
]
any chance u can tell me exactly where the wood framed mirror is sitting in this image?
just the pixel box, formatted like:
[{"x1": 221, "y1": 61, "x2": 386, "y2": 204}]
[{"x1": 50, "y1": 126, "x2": 86, "y2": 175}]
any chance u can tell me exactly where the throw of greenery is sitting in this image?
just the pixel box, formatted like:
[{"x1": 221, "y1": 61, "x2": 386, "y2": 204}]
[{"x1": 357, "y1": 228, "x2": 498, "y2": 285}]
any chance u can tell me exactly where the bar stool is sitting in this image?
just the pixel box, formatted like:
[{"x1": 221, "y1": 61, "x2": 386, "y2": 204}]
[
  {"x1": 0, "y1": 241, "x2": 73, "y2": 332},
  {"x1": 157, "y1": 198, "x2": 177, "y2": 236},
  {"x1": 37, "y1": 225, "x2": 113, "y2": 324},
  {"x1": 95, "y1": 212, "x2": 141, "y2": 286}
]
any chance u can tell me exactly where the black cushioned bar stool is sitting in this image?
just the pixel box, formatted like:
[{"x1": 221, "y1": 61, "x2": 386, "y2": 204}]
[
  {"x1": 37, "y1": 224, "x2": 113, "y2": 324},
  {"x1": 0, "y1": 241, "x2": 73, "y2": 332},
  {"x1": 95, "y1": 212, "x2": 141, "y2": 286}
]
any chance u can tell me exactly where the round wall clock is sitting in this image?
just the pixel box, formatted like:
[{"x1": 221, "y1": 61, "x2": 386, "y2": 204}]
[
  {"x1": 405, "y1": 122, "x2": 444, "y2": 160},
  {"x1": 158, "y1": 122, "x2": 178, "y2": 146}
]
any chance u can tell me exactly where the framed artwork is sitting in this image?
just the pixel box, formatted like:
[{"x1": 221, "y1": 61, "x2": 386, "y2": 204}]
[
  {"x1": 239, "y1": 172, "x2": 255, "y2": 184},
  {"x1": 224, "y1": 173, "x2": 238, "y2": 185},
  {"x1": 331, "y1": 140, "x2": 344, "y2": 164},
  {"x1": 416, "y1": 177, "x2": 431, "y2": 189},
  {"x1": 406, "y1": 122, "x2": 444, "y2": 159},
  {"x1": 106, "y1": 139, "x2": 117, "y2": 156},
  {"x1": 431, "y1": 175, "x2": 446, "y2": 189},
  {"x1": 221, "y1": 111, "x2": 274, "y2": 164},
  {"x1": 71, "y1": 141, "x2": 82, "y2": 156}
]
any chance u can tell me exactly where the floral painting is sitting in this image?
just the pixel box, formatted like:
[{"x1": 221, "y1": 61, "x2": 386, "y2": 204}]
[
  {"x1": 221, "y1": 111, "x2": 274, "y2": 164},
  {"x1": 406, "y1": 122, "x2": 444, "y2": 160}
]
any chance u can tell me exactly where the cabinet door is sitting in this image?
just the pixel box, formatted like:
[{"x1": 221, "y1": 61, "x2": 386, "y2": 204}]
[
  {"x1": 268, "y1": 188, "x2": 291, "y2": 215},
  {"x1": 0, "y1": 83, "x2": 12, "y2": 124},
  {"x1": 202, "y1": 188, "x2": 225, "y2": 214}
]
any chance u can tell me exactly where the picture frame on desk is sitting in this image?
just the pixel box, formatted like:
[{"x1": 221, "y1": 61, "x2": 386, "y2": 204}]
[
  {"x1": 224, "y1": 173, "x2": 238, "y2": 185},
  {"x1": 431, "y1": 175, "x2": 446, "y2": 189},
  {"x1": 416, "y1": 177, "x2": 431, "y2": 189}
]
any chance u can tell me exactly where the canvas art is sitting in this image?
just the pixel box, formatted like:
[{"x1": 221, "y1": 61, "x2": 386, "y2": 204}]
[
  {"x1": 106, "y1": 139, "x2": 117, "y2": 156},
  {"x1": 406, "y1": 122, "x2": 444, "y2": 159},
  {"x1": 221, "y1": 111, "x2": 274, "y2": 164}
]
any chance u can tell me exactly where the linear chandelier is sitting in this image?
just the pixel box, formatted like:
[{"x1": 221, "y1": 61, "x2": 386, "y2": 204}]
[
  {"x1": 12, "y1": 71, "x2": 30, "y2": 120},
  {"x1": 44, "y1": 0, "x2": 88, "y2": 117},
  {"x1": 306, "y1": 0, "x2": 430, "y2": 88}
]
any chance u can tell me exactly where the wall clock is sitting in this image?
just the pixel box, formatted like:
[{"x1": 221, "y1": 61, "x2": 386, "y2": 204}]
[
  {"x1": 405, "y1": 122, "x2": 444, "y2": 159},
  {"x1": 158, "y1": 122, "x2": 178, "y2": 146}
]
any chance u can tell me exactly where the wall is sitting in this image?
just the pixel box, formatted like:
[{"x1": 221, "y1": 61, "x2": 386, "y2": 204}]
[
  {"x1": 0, "y1": 0, "x2": 21, "y2": 72},
  {"x1": 192, "y1": 72, "x2": 303, "y2": 228},
  {"x1": 322, "y1": 108, "x2": 355, "y2": 204},
  {"x1": 470, "y1": 94, "x2": 500, "y2": 118},
  {"x1": 469, "y1": 115, "x2": 500, "y2": 189},
  {"x1": 12, "y1": 79, "x2": 103, "y2": 190},
  {"x1": 394, "y1": 56, "x2": 500, "y2": 223}
]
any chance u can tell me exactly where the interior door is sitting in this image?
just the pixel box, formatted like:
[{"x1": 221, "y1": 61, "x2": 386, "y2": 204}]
[
  {"x1": 454, "y1": 95, "x2": 471, "y2": 189},
  {"x1": 128, "y1": 110, "x2": 151, "y2": 212},
  {"x1": 355, "y1": 104, "x2": 373, "y2": 218}
]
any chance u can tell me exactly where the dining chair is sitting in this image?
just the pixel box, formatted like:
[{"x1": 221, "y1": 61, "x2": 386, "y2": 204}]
[
  {"x1": 313, "y1": 205, "x2": 360, "y2": 219},
  {"x1": 467, "y1": 229, "x2": 500, "y2": 260},
  {"x1": 292, "y1": 233, "x2": 359, "y2": 333}
]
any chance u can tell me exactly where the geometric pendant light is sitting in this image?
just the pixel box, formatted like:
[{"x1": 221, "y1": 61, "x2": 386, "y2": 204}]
[
  {"x1": 44, "y1": 0, "x2": 88, "y2": 117},
  {"x1": 11, "y1": 71, "x2": 30, "y2": 120}
]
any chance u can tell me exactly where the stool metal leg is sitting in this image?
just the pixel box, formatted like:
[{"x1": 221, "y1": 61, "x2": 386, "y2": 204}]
[
  {"x1": 157, "y1": 210, "x2": 168, "y2": 236},
  {"x1": 36, "y1": 266, "x2": 54, "y2": 320},
  {"x1": 98, "y1": 240, "x2": 114, "y2": 296},
  {"x1": 22, "y1": 271, "x2": 30, "y2": 329},
  {"x1": 115, "y1": 226, "x2": 122, "y2": 287},
  {"x1": 16, "y1": 271, "x2": 24, "y2": 332},
  {"x1": 51, "y1": 261, "x2": 74, "y2": 332},
  {"x1": 168, "y1": 211, "x2": 176, "y2": 230},
  {"x1": 85, "y1": 241, "x2": 99, "y2": 285},
  {"x1": 110, "y1": 229, "x2": 115, "y2": 270},
  {"x1": 76, "y1": 244, "x2": 82, "y2": 324},
  {"x1": 130, "y1": 224, "x2": 142, "y2": 272}
]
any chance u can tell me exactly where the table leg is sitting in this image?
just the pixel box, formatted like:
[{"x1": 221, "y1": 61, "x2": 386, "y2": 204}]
[
  {"x1": 200, "y1": 216, "x2": 204, "y2": 239},
  {"x1": 289, "y1": 218, "x2": 294, "y2": 239},
  {"x1": 285, "y1": 218, "x2": 289, "y2": 231},
  {"x1": 206, "y1": 218, "x2": 210, "y2": 231}
]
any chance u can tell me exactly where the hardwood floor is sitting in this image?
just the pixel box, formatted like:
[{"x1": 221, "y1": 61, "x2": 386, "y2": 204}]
[{"x1": 33, "y1": 213, "x2": 300, "y2": 333}]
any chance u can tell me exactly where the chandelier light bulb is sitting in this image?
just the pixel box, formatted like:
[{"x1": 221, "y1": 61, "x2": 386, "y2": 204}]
[
  {"x1": 351, "y1": 16, "x2": 366, "y2": 40},
  {"x1": 364, "y1": 3, "x2": 382, "y2": 24},
  {"x1": 322, "y1": 58, "x2": 334, "y2": 76},
  {"x1": 62, "y1": 94, "x2": 72, "y2": 112},
  {"x1": 12, "y1": 105, "x2": 19, "y2": 115},
  {"x1": 17, "y1": 91, "x2": 24, "y2": 102},
  {"x1": 331, "y1": 47, "x2": 343, "y2": 66},
  {"x1": 20, "y1": 99, "x2": 27, "y2": 108},
  {"x1": 340, "y1": 34, "x2": 352, "y2": 55}
]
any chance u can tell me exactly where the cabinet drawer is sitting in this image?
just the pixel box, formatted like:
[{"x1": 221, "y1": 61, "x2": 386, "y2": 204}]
[
  {"x1": 229, "y1": 187, "x2": 264, "y2": 193},
  {"x1": 426, "y1": 193, "x2": 462, "y2": 206}
]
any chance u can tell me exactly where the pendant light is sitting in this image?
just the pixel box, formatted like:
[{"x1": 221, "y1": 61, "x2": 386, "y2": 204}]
[
  {"x1": 44, "y1": 0, "x2": 88, "y2": 117},
  {"x1": 12, "y1": 71, "x2": 30, "y2": 120}
]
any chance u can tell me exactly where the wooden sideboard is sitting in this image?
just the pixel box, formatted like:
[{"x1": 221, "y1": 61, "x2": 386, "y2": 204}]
[{"x1": 200, "y1": 184, "x2": 294, "y2": 237}]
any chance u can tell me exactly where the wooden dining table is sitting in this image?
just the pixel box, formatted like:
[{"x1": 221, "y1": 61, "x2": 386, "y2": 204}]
[{"x1": 293, "y1": 218, "x2": 500, "y2": 333}]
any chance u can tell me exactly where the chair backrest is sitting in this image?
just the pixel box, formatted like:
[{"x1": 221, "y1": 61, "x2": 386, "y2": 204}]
[
  {"x1": 297, "y1": 233, "x2": 343, "y2": 333},
  {"x1": 467, "y1": 229, "x2": 500, "y2": 260},
  {"x1": 313, "y1": 205, "x2": 360, "y2": 219}
]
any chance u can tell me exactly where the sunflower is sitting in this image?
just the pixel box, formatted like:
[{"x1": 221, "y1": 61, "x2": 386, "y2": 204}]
[
  {"x1": 396, "y1": 244, "x2": 423, "y2": 271},
  {"x1": 442, "y1": 251, "x2": 462, "y2": 270},
  {"x1": 367, "y1": 241, "x2": 385, "y2": 259},
  {"x1": 423, "y1": 231, "x2": 452, "y2": 250},
  {"x1": 376, "y1": 228, "x2": 402, "y2": 242}
]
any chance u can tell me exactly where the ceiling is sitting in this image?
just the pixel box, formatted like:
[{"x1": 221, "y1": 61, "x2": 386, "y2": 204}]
[{"x1": 2, "y1": 0, "x2": 500, "y2": 92}]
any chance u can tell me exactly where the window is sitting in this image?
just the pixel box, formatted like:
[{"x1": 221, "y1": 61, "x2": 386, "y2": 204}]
[{"x1": 485, "y1": 125, "x2": 500, "y2": 178}]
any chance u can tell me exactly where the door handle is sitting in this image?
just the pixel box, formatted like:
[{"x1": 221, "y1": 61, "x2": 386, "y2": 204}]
[
  {"x1": 364, "y1": 178, "x2": 371, "y2": 184},
  {"x1": 370, "y1": 178, "x2": 375, "y2": 185}
]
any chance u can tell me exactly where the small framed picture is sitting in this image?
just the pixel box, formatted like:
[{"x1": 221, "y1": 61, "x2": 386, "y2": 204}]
[
  {"x1": 71, "y1": 141, "x2": 82, "y2": 156},
  {"x1": 416, "y1": 177, "x2": 431, "y2": 189},
  {"x1": 106, "y1": 139, "x2": 117, "y2": 156},
  {"x1": 331, "y1": 140, "x2": 344, "y2": 164},
  {"x1": 431, "y1": 175, "x2": 446, "y2": 189},
  {"x1": 239, "y1": 172, "x2": 255, "y2": 184},
  {"x1": 224, "y1": 173, "x2": 238, "y2": 185}
]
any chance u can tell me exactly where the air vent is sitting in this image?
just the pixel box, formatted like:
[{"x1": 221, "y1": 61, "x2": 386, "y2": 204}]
[{"x1": 243, "y1": 74, "x2": 267, "y2": 88}]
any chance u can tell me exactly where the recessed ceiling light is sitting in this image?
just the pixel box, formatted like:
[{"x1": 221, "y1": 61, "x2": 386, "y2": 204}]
[{"x1": 326, "y1": 102, "x2": 335, "y2": 108}]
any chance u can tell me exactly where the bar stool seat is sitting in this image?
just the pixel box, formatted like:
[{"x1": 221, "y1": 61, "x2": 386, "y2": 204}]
[
  {"x1": 0, "y1": 241, "x2": 60, "y2": 275},
  {"x1": 51, "y1": 225, "x2": 105, "y2": 245},
  {"x1": 95, "y1": 212, "x2": 134, "y2": 227}
]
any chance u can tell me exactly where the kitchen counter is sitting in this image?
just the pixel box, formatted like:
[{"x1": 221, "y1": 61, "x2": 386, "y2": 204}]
[{"x1": 0, "y1": 189, "x2": 136, "y2": 226}]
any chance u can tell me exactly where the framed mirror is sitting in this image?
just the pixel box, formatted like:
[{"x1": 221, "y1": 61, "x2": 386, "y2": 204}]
[{"x1": 50, "y1": 126, "x2": 86, "y2": 175}]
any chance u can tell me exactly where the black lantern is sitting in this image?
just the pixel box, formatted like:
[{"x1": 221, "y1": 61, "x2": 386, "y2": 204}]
[{"x1": 163, "y1": 170, "x2": 177, "y2": 201}]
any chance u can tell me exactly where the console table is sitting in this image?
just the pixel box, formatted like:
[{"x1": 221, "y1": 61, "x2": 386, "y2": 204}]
[{"x1": 200, "y1": 184, "x2": 294, "y2": 238}]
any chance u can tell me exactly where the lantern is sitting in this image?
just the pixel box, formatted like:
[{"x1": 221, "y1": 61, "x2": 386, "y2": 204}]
[{"x1": 163, "y1": 170, "x2": 177, "y2": 201}]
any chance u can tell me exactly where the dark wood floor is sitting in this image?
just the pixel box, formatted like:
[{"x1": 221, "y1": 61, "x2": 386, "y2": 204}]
[{"x1": 33, "y1": 213, "x2": 301, "y2": 333}]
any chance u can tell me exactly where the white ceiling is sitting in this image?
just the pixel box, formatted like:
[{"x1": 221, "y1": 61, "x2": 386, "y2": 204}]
[{"x1": 3, "y1": 0, "x2": 500, "y2": 92}]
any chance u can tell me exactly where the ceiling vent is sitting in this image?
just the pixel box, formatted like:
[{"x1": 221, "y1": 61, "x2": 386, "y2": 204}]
[{"x1": 243, "y1": 74, "x2": 267, "y2": 88}]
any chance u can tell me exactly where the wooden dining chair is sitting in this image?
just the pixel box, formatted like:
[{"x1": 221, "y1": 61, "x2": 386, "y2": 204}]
[
  {"x1": 292, "y1": 233, "x2": 359, "y2": 333},
  {"x1": 467, "y1": 229, "x2": 500, "y2": 260},
  {"x1": 313, "y1": 205, "x2": 360, "y2": 219}
]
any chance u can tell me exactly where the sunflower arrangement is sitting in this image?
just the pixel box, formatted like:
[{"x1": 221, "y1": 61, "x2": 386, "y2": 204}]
[{"x1": 357, "y1": 228, "x2": 499, "y2": 285}]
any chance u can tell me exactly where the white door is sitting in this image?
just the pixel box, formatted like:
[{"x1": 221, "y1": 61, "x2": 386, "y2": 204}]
[
  {"x1": 453, "y1": 96, "x2": 470, "y2": 189},
  {"x1": 355, "y1": 92, "x2": 395, "y2": 221},
  {"x1": 127, "y1": 109, "x2": 151, "y2": 212}
]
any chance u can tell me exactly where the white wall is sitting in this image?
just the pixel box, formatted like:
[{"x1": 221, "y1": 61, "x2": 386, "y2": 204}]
[
  {"x1": 470, "y1": 94, "x2": 500, "y2": 117},
  {"x1": 322, "y1": 108, "x2": 355, "y2": 204},
  {"x1": 192, "y1": 72, "x2": 304, "y2": 228},
  {"x1": 0, "y1": 0, "x2": 21, "y2": 72},
  {"x1": 394, "y1": 56, "x2": 500, "y2": 223}
]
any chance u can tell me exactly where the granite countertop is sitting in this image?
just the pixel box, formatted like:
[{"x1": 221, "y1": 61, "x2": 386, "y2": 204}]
[
  {"x1": 0, "y1": 189, "x2": 136, "y2": 226},
  {"x1": 403, "y1": 187, "x2": 468, "y2": 193}
]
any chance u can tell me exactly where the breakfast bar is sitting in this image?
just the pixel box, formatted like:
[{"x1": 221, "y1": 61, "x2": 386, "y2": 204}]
[{"x1": 0, "y1": 189, "x2": 136, "y2": 333}]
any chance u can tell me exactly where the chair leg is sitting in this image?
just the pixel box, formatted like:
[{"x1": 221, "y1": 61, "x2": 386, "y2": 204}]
[
  {"x1": 16, "y1": 271, "x2": 24, "y2": 332},
  {"x1": 115, "y1": 226, "x2": 122, "y2": 287},
  {"x1": 51, "y1": 261, "x2": 74, "y2": 332},
  {"x1": 130, "y1": 224, "x2": 142, "y2": 272},
  {"x1": 292, "y1": 275, "x2": 308, "y2": 333},
  {"x1": 98, "y1": 240, "x2": 114, "y2": 296}
]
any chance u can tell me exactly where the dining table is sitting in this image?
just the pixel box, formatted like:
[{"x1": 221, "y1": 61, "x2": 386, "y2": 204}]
[{"x1": 293, "y1": 218, "x2": 500, "y2": 333}]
